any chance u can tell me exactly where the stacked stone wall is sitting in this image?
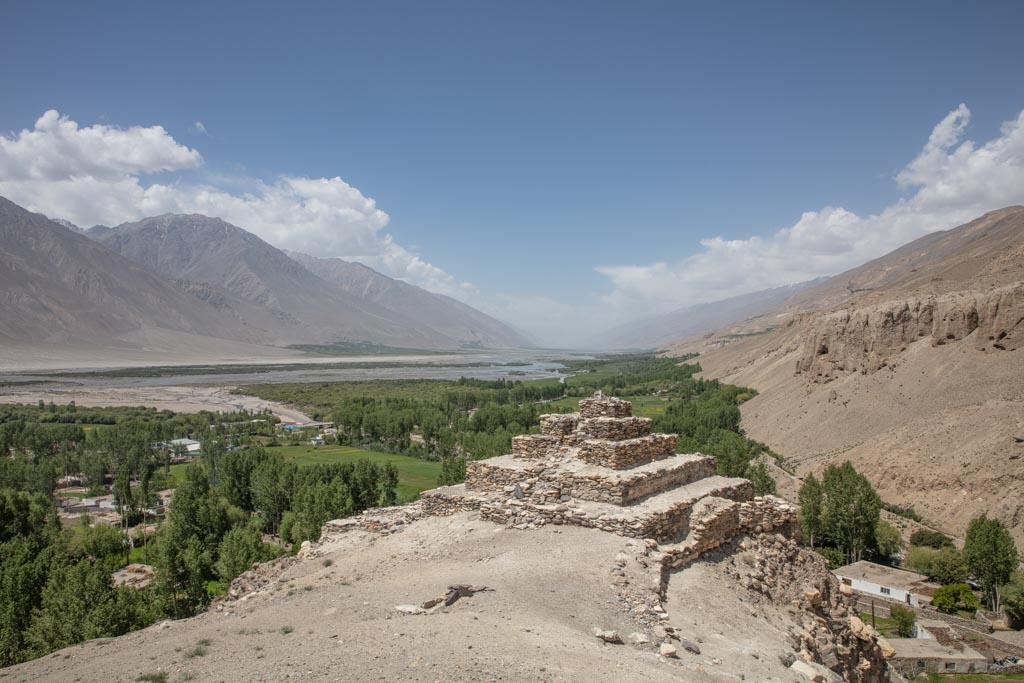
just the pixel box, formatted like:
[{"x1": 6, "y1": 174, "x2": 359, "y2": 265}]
[
  {"x1": 577, "y1": 434, "x2": 677, "y2": 469},
  {"x1": 579, "y1": 395, "x2": 632, "y2": 418},
  {"x1": 420, "y1": 488, "x2": 485, "y2": 516},
  {"x1": 539, "y1": 413, "x2": 579, "y2": 437},
  {"x1": 576, "y1": 416, "x2": 652, "y2": 440},
  {"x1": 511, "y1": 434, "x2": 559, "y2": 458}
]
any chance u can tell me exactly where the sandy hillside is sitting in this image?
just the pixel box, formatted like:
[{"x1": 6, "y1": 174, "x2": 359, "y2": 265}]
[
  {"x1": 0, "y1": 513, "x2": 863, "y2": 683},
  {"x1": 662, "y1": 208, "x2": 1024, "y2": 546},
  {"x1": 698, "y1": 329, "x2": 1024, "y2": 544}
]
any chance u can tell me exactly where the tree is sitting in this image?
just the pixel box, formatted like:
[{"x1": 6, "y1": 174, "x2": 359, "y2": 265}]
[
  {"x1": 874, "y1": 520, "x2": 902, "y2": 561},
  {"x1": 745, "y1": 461, "x2": 776, "y2": 496},
  {"x1": 215, "y1": 525, "x2": 264, "y2": 582},
  {"x1": 81, "y1": 524, "x2": 126, "y2": 565},
  {"x1": 890, "y1": 605, "x2": 916, "y2": 637},
  {"x1": 798, "y1": 473, "x2": 824, "y2": 548},
  {"x1": 821, "y1": 462, "x2": 881, "y2": 563},
  {"x1": 932, "y1": 583, "x2": 981, "y2": 614},
  {"x1": 963, "y1": 515, "x2": 1019, "y2": 612},
  {"x1": 1003, "y1": 572, "x2": 1024, "y2": 627},
  {"x1": 906, "y1": 546, "x2": 967, "y2": 585},
  {"x1": 437, "y1": 454, "x2": 467, "y2": 487},
  {"x1": 24, "y1": 559, "x2": 151, "y2": 656}
]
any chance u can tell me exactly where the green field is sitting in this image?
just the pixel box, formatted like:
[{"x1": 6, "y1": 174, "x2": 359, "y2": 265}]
[
  {"x1": 167, "y1": 445, "x2": 441, "y2": 499},
  {"x1": 273, "y1": 445, "x2": 441, "y2": 498},
  {"x1": 543, "y1": 394, "x2": 671, "y2": 418}
]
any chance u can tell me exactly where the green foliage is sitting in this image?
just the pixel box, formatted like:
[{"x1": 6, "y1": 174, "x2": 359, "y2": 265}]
[
  {"x1": 798, "y1": 473, "x2": 825, "y2": 548},
  {"x1": 799, "y1": 462, "x2": 881, "y2": 564},
  {"x1": 910, "y1": 528, "x2": 954, "y2": 549},
  {"x1": 874, "y1": 520, "x2": 902, "y2": 561},
  {"x1": 136, "y1": 673, "x2": 169, "y2": 683},
  {"x1": 24, "y1": 559, "x2": 154, "y2": 656},
  {"x1": 1002, "y1": 572, "x2": 1024, "y2": 627},
  {"x1": 963, "y1": 515, "x2": 1019, "y2": 612},
  {"x1": 437, "y1": 454, "x2": 467, "y2": 486},
  {"x1": 215, "y1": 525, "x2": 265, "y2": 582},
  {"x1": 906, "y1": 546, "x2": 968, "y2": 585},
  {"x1": 81, "y1": 523, "x2": 128, "y2": 565},
  {"x1": 881, "y1": 502, "x2": 922, "y2": 522},
  {"x1": 890, "y1": 604, "x2": 916, "y2": 637},
  {"x1": 932, "y1": 583, "x2": 981, "y2": 614},
  {"x1": 815, "y1": 546, "x2": 846, "y2": 569}
]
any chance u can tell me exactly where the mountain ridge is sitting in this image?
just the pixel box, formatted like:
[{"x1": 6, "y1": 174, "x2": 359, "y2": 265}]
[{"x1": 665, "y1": 206, "x2": 1024, "y2": 546}]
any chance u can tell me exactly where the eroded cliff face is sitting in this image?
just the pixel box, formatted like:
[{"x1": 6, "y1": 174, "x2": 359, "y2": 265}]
[{"x1": 796, "y1": 282, "x2": 1023, "y2": 382}]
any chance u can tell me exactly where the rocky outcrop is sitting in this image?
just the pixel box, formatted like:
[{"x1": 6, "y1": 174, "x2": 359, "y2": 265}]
[{"x1": 796, "y1": 282, "x2": 1023, "y2": 381}]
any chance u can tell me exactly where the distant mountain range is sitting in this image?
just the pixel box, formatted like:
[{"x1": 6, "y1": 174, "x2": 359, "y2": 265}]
[
  {"x1": 602, "y1": 279, "x2": 822, "y2": 350},
  {"x1": 0, "y1": 196, "x2": 530, "y2": 353}
]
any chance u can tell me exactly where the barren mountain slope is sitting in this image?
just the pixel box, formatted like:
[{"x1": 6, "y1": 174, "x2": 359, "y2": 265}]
[
  {"x1": 95, "y1": 215, "x2": 460, "y2": 348},
  {"x1": 674, "y1": 207, "x2": 1024, "y2": 546},
  {"x1": 287, "y1": 250, "x2": 532, "y2": 348},
  {"x1": 785, "y1": 206, "x2": 1024, "y2": 312},
  {"x1": 2, "y1": 513, "x2": 880, "y2": 683},
  {"x1": 0, "y1": 197, "x2": 264, "y2": 348}
]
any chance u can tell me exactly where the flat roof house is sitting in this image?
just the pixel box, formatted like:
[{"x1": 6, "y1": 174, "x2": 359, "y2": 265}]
[
  {"x1": 833, "y1": 560, "x2": 939, "y2": 606},
  {"x1": 885, "y1": 638, "x2": 988, "y2": 676}
]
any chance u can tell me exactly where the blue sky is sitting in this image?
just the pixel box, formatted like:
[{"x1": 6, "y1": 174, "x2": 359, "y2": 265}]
[{"x1": 2, "y1": 1, "x2": 1024, "y2": 345}]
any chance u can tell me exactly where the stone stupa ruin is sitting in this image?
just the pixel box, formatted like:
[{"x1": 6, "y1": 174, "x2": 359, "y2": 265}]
[{"x1": 422, "y1": 391, "x2": 794, "y2": 564}]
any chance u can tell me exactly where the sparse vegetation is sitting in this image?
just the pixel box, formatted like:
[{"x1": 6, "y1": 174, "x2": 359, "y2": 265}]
[
  {"x1": 136, "y1": 673, "x2": 169, "y2": 683},
  {"x1": 280, "y1": 625, "x2": 294, "y2": 635}
]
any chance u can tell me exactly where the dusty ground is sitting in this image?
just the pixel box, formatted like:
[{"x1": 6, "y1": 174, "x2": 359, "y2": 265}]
[
  {"x1": 694, "y1": 328, "x2": 1024, "y2": 547},
  {"x1": 0, "y1": 385, "x2": 312, "y2": 424},
  {"x1": 1, "y1": 514, "x2": 823, "y2": 683}
]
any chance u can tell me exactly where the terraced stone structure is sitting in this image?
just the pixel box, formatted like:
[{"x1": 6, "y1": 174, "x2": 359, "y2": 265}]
[{"x1": 422, "y1": 392, "x2": 793, "y2": 546}]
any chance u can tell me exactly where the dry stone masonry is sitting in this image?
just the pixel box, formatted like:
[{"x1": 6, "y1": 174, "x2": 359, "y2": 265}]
[{"x1": 422, "y1": 392, "x2": 794, "y2": 546}]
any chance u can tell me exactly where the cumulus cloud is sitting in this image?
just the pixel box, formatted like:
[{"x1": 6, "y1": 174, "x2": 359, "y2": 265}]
[
  {"x1": 598, "y1": 104, "x2": 1024, "y2": 317},
  {"x1": 0, "y1": 110, "x2": 472, "y2": 298}
]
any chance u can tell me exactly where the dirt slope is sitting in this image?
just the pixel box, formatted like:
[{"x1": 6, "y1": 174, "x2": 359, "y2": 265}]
[
  {"x1": 668, "y1": 207, "x2": 1024, "y2": 546},
  {"x1": 1, "y1": 514, "x2": 874, "y2": 683}
]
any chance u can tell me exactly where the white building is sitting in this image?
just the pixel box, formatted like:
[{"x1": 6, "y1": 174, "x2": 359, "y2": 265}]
[
  {"x1": 167, "y1": 438, "x2": 201, "y2": 454},
  {"x1": 833, "y1": 560, "x2": 937, "y2": 606}
]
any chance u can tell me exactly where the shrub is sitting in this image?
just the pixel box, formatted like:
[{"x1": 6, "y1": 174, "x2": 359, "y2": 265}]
[
  {"x1": 816, "y1": 547, "x2": 845, "y2": 569},
  {"x1": 932, "y1": 583, "x2": 981, "y2": 614},
  {"x1": 890, "y1": 605, "x2": 915, "y2": 637},
  {"x1": 910, "y1": 528, "x2": 954, "y2": 549}
]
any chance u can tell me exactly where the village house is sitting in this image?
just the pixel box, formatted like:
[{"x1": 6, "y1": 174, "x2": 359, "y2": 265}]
[
  {"x1": 884, "y1": 638, "x2": 988, "y2": 676},
  {"x1": 833, "y1": 560, "x2": 939, "y2": 606}
]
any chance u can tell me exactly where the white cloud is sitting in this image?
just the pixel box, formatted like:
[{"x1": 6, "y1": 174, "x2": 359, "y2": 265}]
[
  {"x1": 598, "y1": 104, "x2": 1024, "y2": 318},
  {"x1": 0, "y1": 110, "x2": 201, "y2": 182},
  {"x1": 191, "y1": 121, "x2": 208, "y2": 135},
  {"x1": 0, "y1": 110, "x2": 472, "y2": 298}
]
